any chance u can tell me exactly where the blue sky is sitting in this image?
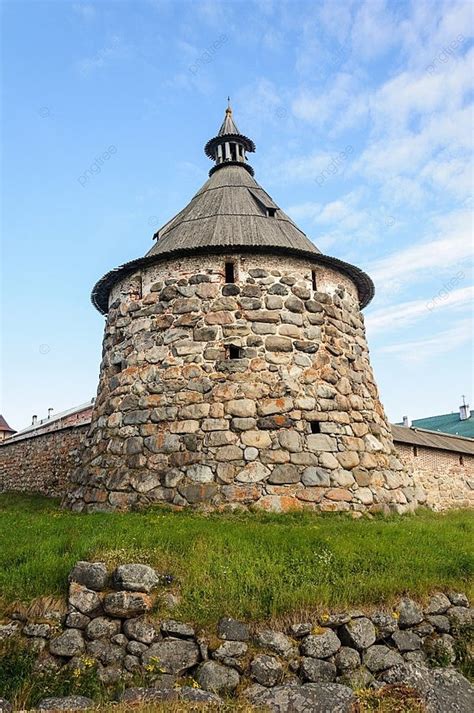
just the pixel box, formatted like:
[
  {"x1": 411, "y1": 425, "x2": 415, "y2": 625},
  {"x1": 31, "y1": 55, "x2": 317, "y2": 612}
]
[{"x1": 1, "y1": 0, "x2": 473, "y2": 431}]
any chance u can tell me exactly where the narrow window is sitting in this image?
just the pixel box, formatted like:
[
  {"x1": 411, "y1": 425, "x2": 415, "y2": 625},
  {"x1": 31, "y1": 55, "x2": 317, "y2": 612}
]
[
  {"x1": 267, "y1": 207, "x2": 276, "y2": 217},
  {"x1": 413, "y1": 446, "x2": 418, "y2": 457},
  {"x1": 311, "y1": 270, "x2": 317, "y2": 290},
  {"x1": 459, "y1": 455, "x2": 464, "y2": 466},
  {"x1": 230, "y1": 143, "x2": 237, "y2": 161},
  {"x1": 310, "y1": 421, "x2": 321, "y2": 434},
  {"x1": 225, "y1": 261, "x2": 235, "y2": 283},
  {"x1": 227, "y1": 345, "x2": 241, "y2": 359},
  {"x1": 130, "y1": 275, "x2": 142, "y2": 301}
]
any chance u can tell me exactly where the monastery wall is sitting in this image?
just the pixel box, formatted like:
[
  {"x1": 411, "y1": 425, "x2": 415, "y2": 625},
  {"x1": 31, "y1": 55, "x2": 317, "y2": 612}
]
[
  {"x1": 0, "y1": 424, "x2": 89, "y2": 498},
  {"x1": 395, "y1": 443, "x2": 474, "y2": 510},
  {"x1": 0, "y1": 418, "x2": 472, "y2": 511}
]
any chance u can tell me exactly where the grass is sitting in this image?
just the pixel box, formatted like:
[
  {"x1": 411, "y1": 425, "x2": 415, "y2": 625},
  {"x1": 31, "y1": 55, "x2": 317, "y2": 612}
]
[{"x1": 0, "y1": 493, "x2": 472, "y2": 626}]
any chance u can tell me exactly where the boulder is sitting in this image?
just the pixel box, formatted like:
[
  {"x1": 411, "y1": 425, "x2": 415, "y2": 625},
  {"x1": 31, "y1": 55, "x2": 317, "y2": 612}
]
[
  {"x1": 425, "y1": 593, "x2": 451, "y2": 615},
  {"x1": 123, "y1": 617, "x2": 156, "y2": 644},
  {"x1": 69, "y1": 562, "x2": 108, "y2": 591},
  {"x1": 397, "y1": 598, "x2": 424, "y2": 628},
  {"x1": 217, "y1": 616, "x2": 250, "y2": 641},
  {"x1": 68, "y1": 583, "x2": 102, "y2": 617},
  {"x1": 85, "y1": 617, "x2": 121, "y2": 640},
  {"x1": 246, "y1": 682, "x2": 355, "y2": 712},
  {"x1": 392, "y1": 629, "x2": 421, "y2": 652},
  {"x1": 143, "y1": 638, "x2": 200, "y2": 675},
  {"x1": 300, "y1": 657, "x2": 336, "y2": 682},
  {"x1": 371, "y1": 611, "x2": 398, "y2": 640},
  {"x1": 380, "y1": 662, "x2": 474, "y2": 713},
  {"x1": 251, "y1": 654, "x2": 284, "y2": 686},
  {"x1": 256, "y1": 629, "x2": 295, "y2": 656},
  {"x1": 112, "y1": 564, "x2": 160, "y2": 592},
  {"x1": 335, "y1": 646, "x2": 361, "y2": 673},
  {"x1": 37, "y1": 696, "x2": 93, "y2": 710},
  {"x1": 363, "y1": 644, "x2": 404, "y2": 672},
  {"x1": 447, "y1": 592, "x2": 469, "y2": 607},
  {"x1": 160, "y1": 619, "x2": 195, "y2": 638},
  {"x1": 300, "y1": 629, "x2": 341, "y2": 658},
  {"x1": 23, "y1": 623, "x2": 52, "y2": 638},
  {"x1": 103, "y1": 591, "x2": 151, "y2": 618},
  {"x1": 49, "y1": 629, "x2": 85, "y2": 658},
  {"x1": 196, "y1": 660, "x2": 240, "y2": 693},
  {"x1": 340, "y1": 617, "x2": 376, "y2": 650}
]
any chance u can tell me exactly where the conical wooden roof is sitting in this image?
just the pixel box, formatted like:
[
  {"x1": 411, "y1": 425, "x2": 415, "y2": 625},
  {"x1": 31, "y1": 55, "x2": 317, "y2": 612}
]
[
  {"x1": 91, "y1": 108, "x2": 374, "y2": 313},
  {"x1": 146, "y1": 165, "x2": 319, "y2": 259}
]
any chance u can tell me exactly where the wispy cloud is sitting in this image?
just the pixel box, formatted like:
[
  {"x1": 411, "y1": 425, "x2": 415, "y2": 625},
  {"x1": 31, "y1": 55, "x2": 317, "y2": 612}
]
[
  {"x1": 365, "y1": 211, "x2": 473, "y2": 294},
  {"x1": 378, "y1": 318, "x2": 473, "y2": 363},
  {"x1": 366, "y1": 285, "x2": 473, "y2": 333}
]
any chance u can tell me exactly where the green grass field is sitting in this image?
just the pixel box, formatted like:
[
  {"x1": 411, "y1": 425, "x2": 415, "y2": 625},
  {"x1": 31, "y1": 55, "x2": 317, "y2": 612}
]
[{"x1": 0, "y1": 493, "x2": 472, "y2": 626}]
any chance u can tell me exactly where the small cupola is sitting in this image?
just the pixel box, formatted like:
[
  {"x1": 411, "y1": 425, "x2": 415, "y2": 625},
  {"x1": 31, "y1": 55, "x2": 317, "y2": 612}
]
[{"x1": 204, "y1": 99, "x2": 256, "y2": 176}]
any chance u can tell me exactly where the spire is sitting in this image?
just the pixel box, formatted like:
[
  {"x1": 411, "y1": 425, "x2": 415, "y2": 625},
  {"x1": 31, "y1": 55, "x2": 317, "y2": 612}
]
[
  {"x1": 218, "y1": 97, "x2": 240, "y2": 136},
  {"x1": 205, "y1": 102, "x2": 256, "y2": 176}
]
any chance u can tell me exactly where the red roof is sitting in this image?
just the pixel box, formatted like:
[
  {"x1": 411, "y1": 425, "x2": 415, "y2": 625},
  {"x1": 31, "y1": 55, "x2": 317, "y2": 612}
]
[{"x1": 0, "y1": 415, "x2": 16, "y2": 433}]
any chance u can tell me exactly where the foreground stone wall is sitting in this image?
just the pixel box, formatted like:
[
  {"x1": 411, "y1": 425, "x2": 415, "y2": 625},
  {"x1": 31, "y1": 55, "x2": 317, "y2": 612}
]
[
  {"x1": 0, "y1": 425, "x2": 89, "y2": 498},
  {"x1": 1, "y1": 561, "x2": 473, "y2": 712},
  {"x1": 395, "y1": 443, "x2": 474, "y2": 510},
  {"x1": 66, "y1": 252, "x2": 419, "y2": 513}
]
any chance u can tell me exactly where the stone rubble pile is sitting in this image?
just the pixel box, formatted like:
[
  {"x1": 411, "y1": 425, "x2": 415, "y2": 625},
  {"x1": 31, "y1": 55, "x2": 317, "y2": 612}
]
[{"x1": 1, "y1": 561, "x2": 473, "y2": 711}]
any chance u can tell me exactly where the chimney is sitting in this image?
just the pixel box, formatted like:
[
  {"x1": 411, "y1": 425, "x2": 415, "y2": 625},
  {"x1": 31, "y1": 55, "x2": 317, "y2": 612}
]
[
  {"x1": 459, "y1": 396, "x2": 470, "y2": 421},
  {"x1": 32, "y1": 415, "x2": 37, "y2": 426},
  {"x1": 402, "y1": 416, "x2": 409, "y2": 427},
  {"x1": 47, "y1": 407, "x2": 54, "y2": 420}
]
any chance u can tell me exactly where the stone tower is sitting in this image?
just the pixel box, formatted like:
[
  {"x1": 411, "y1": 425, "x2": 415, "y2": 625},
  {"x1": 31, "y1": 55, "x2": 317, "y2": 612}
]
[{"x1": 67, "y1": 105, "x2": 418, "y2": 513}]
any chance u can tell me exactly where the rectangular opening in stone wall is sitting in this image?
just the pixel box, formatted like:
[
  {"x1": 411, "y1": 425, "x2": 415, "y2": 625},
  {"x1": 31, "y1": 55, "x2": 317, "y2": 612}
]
[
  {"x1": 225, "y1": 261, "x2": 236, "y2": 283},
  {"x1": 227, "y1": 345, "x2": 242, "y2": 360},
  {"x1": 130, "y1": 275, "x2": 142, "y2": 301},
  {"x1": 267, "y1": 207, "x2": 276, "y2": 217},
  {"x1": 459, "y1": 454, "x2": 464, "y2": 466},
  {"x1": 111, "y1": 362, "x2": 122, "y2": 375},
  {"x1": 310, "y1": 421, "x2": 321, "y2": 433},
  {"x1": 413, "y1": 446, "x2": 418, "y2": 457},
  {"x1": 311, "y1": 270, "x2": 317, "y2": 290}
]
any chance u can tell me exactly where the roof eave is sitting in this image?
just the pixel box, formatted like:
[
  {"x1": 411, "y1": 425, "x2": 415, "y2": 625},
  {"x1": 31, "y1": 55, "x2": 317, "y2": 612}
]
[{"x1": 91, "y1": 246, "x2": 374, "y2": 315}]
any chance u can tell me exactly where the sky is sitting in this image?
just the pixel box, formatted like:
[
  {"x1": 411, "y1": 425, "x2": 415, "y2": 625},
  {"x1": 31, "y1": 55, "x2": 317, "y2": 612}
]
[{"x1": 1, "y1": 0, "x2": 473, "y2": 432}]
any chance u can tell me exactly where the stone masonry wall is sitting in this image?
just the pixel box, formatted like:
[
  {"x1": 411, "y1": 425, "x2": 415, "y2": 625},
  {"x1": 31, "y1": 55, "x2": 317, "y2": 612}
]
[
  {"x1": 0, "y1": 425, "x2": 89, "y2": 498},
  {"x1": 66, "y1": 252, "x2": 420, "y2": 513},
  {"x1": 1, "y1": 561, "x2": 473, "y2": 712},
  {"x1": 395, "y1": 443, "x2": 474, "y2": 510}
]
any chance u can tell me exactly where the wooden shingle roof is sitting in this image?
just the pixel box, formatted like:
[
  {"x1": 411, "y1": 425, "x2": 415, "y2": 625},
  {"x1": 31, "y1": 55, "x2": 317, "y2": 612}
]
[{"x1": 91, "y1": 109, "x2": 375, "y2": 314}]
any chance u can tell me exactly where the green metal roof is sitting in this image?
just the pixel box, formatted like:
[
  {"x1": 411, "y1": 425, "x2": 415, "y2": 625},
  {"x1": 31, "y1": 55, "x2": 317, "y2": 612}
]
[{"x1": 411, "y1": 411, "x2": 474, "y2": 438}]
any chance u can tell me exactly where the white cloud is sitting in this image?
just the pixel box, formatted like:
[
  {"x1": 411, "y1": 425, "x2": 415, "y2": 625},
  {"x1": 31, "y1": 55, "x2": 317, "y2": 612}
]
[
  {"x1": 378, "y1": 318, "x2": 473, "y2": 363},
  {"x1": 365, "y1": 211, "x2": 473, "y2": 293},
  {"x1": 366, "y1": 284, "x2": 474, "y2": 333}
]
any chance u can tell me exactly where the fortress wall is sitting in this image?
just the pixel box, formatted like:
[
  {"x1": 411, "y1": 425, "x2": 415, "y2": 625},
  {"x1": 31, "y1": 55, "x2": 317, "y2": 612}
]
[
  {"x1": 0, "y1": 424, "x2": 89, "y2": 498},
  {"x1": 394, "y1": 442, "x2": 474, "y2": 510},
  {"x1": 66, "y1": 252, "x2": 420, "y2": 513}
]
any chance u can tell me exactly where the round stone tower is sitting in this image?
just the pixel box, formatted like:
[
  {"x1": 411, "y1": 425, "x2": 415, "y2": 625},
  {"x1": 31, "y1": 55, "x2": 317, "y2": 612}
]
[{"x1": 66, "y1": 104, "x2": 418, "y2": 513}]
